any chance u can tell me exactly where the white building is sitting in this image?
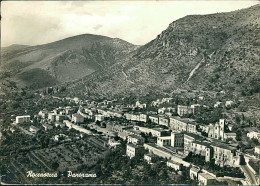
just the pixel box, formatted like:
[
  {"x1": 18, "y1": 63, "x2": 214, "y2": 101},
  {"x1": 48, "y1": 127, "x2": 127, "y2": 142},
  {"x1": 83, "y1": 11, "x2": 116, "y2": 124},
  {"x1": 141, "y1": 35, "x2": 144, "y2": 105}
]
[
  {"x1": 42, "y1": 123, "x2": 53, "y2": 130},
  {"x1": 166, "y1": 160, "x2": 182, "y2": 171},
  {"x1": 95, "y1": 114, "x2": 105, "y2": 122},
  {"x1": 247, "y1": 131, "x2": 260, "y2": 141},
  {"x1": 48, "y1": 112, "x2": 56, "y2": 122},
  {"x1": 157, "y1": 136, "x2": 171, "y2": 147},
  {"x1": 16, "y1": 115, "x2": 30, "y2": 124},
  {"x1": 126, "y1": 144, "x2": 144, "y2": 159},
  {"x1": 72, "y1": 113, "x2": 84, "y2": 123},
  {"x1": 190, "y1": 167, "x2": 200, "y2": 180},
  {"x1": 29, "y1": 125, "x2": 39, "y2": 134},
  {"x1": 38, "y1": 109, "x2": 48, "y2": 119},
  {"x1": 127, "y1": 134, "x2": 145, "y2": 145},
  {"x1": 255, "y1": 146, "x2": 260, "y2": 155},
  {"x1": 144, "y1": 154, "x2": 155, "y2": 164},
  {"x1": 55, "y1": 121, "x2": 65, "y2": 128},
  {"x1": 224, "y1": 133, "x2": 237, "y2": 141},
  {"x1": 198, "y1": 173, "x2": 216, "y2": 185}
]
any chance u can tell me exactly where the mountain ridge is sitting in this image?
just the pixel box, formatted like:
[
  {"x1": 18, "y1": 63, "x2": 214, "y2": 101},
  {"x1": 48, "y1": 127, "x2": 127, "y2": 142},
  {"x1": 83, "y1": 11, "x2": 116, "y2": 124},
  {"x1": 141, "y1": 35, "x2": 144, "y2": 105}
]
[{"x1": 62, "y1": 4, "x2": 260, "y2": 99}]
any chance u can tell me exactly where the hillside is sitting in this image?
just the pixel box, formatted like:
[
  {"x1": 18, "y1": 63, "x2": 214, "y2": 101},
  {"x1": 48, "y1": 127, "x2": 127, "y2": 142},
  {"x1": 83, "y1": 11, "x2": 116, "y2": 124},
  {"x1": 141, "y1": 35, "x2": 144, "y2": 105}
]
[
  {"x1": 1, "y1": 34, "x2": 137, "y2": 89},
  {"x1": 65, "y1": 4, "x2": 260, "y2": 99}
]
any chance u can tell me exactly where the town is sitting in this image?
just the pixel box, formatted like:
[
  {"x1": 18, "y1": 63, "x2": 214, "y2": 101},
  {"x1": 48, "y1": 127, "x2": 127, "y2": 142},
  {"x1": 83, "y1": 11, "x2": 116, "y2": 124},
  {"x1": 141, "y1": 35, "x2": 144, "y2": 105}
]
[{"x1": 1, "y1": 89, "x2": 259, "y2": 185}]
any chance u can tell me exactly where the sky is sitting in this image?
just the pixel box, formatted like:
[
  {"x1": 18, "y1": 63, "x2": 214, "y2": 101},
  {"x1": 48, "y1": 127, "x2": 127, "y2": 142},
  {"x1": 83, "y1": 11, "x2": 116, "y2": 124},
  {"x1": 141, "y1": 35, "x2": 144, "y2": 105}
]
[{"x1": 1, "y1": 1, "x2": 259, "y2": 47}]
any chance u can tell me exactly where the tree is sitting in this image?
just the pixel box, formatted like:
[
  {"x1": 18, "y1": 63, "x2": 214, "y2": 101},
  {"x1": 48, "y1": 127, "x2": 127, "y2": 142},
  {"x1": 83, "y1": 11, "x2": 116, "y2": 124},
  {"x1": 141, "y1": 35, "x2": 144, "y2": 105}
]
[{"x1": 51, "y1": 161, "x2": 59, "y2": 170}]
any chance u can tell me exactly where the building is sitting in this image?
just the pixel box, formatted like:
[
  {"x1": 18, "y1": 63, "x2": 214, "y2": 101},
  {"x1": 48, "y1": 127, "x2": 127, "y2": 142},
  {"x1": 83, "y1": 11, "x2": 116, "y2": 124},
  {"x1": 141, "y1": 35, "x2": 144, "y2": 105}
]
[
  {"x1": 133, "y1": 126, "x2": 168, "y2": 137},
  {"x1": 16, "y1": 115, "x2": 30, "y2": 124},
  {"x1": 149, "y1": 115, "x2": 159, "y2": 124},
  {"x1": 247, "y1": 131, "x2": 260, "y2": 141},
  {"x1": 126, "y1": 144, "x2": 144, "y2": 159},
  {"x1": 72, "y1": 113, "x2": 84, "y2": 123},
  {"x1": 190, "y1": 104, "x2": 200, "y2": 114},
  {"x1": 188, "y1": 141, "x2": 212, "y2": 162},
  {"x1": 56, "y1": 114, "x2": 66, "y2": 122},
  {"x1": 55, "y1": 121, "x2": 65, "y2": 128},
  {"x1": 214, "y1": 102, "x2": 223, "y2": 108},
  {"x1": 144, "y1": 153, "x2": 156, "y2": 164},
  {"x1": 139, "y1": 113, "x2": 147, "y2": 123},
  {"x1": 225, "y1": 101, "x2": 234, "y2": 107},
  {"x1": 29, "y1": 125, "x2": 39, "y2": 134},
  {"x1": 127, "y1": 134, "x2": 145, "y2": 145},
  {"x1": 190, "y1": 167, "x2": 200, "y2": 180},
  {"x1": 183, "y1": 133, "x2": 203, "y2": 153},
  {"x1": 177, "y1": 105, "x2": 192, "y2": 116},
  {"x1": 42, "y1": 123, "x2": 53, "y2": 130},
  {"x1": 95, "y1": 114, "x2": 105, "y2": 122},
  {"x1": 157, "y1": 136, "x2": 171, "y2": 147},
  {"x1": 167, "y1": 160, "x2": 183, "y2": 171},
  {"x1": 211, "y1": 142, "x2": 237, "y2": 167},
  {"x1": 202, "y1": 119, "x2": 225, "y2": 141},
  {"x1": 136, "y1": 101, "x2": 146, "y2": 109},
  {"x1": 48, "y1": 112, "x2": 56, "y2": 122},
  {"x1": 171, "y1": 132, "x2": 184, "y2": 147},
  {"x1": 198, "y1": 173, "x2": 216, "y2": 185},
  {"x1": 169, "y1": 117, "x2": 188, "y2": 132},
  {"x1": 254, "y1": 146, "x2": 260, "y2": 155},
  {"x1": 159, "y1": 116, "x2": 169, "y2": 127},
  {"x1": 38, "y1": 109, "x2": 48, "y2": 119},
  {"x1": 224, "y1": 133, "x2": 237, "y2": 141}
]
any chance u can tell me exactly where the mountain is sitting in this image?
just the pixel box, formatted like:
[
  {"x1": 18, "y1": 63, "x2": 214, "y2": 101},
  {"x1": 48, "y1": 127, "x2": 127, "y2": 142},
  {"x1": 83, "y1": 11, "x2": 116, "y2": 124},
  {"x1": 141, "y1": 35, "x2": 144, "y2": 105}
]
[
  {"x1": 65, "y1": 4, "x2": 260, "y2": 99},
  {"x1": 1, "y1": 34, "x2": 137, "y2": 89}
]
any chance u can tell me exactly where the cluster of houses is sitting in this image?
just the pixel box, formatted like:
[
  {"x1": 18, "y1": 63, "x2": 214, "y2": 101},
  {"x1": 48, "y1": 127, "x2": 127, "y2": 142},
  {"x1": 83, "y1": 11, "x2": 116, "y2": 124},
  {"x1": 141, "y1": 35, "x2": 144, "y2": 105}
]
[{"x1": 11, "y1": 96, "x2": 260, "y2": 185}]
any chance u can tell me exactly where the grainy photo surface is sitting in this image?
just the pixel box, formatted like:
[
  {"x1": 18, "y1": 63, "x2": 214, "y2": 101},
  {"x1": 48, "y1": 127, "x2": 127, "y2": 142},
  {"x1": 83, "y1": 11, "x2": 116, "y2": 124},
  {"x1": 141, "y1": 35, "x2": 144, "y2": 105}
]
[{"x1": 1, "y1": 1, "x2": 260, "y2": 185}]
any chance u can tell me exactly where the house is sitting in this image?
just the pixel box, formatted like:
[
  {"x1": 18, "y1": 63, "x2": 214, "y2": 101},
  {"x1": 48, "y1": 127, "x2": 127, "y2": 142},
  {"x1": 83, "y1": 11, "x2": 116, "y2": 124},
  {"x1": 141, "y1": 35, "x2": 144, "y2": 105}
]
[
  {"x1": 133, "y1": 126, "x2": 168, "y2": 137},
  {"x1": 171, "y1": 132, "x2": 184, "y2": 147},
  {"x1": 95, "y1": 114, "x2": 104, "y2": 122},
  {"x1": 159, "y1": 116, "x2": 169, "y2": 127},
  {"x1": 48, "y1": 112, "x2": 56, "y2": 122},
  {"x1": 190, "y1": 167, "x2": 200, "y2": 180},
  {"x1": 139, "y1": 113, "x2": 147, "y2": 123},
  {"x1": 198, "y1": 173, "x2": 216, "y2": 185},
  {"x1": 187, "y1": 140, "x2": 212, "y2": 162},
  {"x1": 211, "y1": 142, "x2": 237, "y2": 167},
  {"x1": 183, "y1": 133, "x2": 204, "y2": 154},
  {"x1": 190, "y1": 104, "x2": 200, "y2": 114},
  {"x1": 177, "y1": 105, "x2": 192, "y2": 116},
  {"x1": 225, "y1": 101, "x2": 234, "y2": 107},
  {"x1": 42, "y1": 123, "x2": 53, "y2": 130},
  {"x1": 108, "y1": 138, "x2": 121, "y2": 148},
  {"x1": 72, "y1": 113, "x2": 84, "y2": 123},
  {"x1": 56, "y1": 114, "x2": 65, "y2": 122},
  {"x1": 136, "y1": 101, "x2": 146, "y2": 109},
  {"x1": 149, "y1": 115, "x2": 159, "y2": 124},
  {"x1": 224, "y1": 133, "x2": 237, "y2": 141},
  {"x1": 169, "y1": 117, "x2": 188, "y2": 132},
  {"x1": 29, "y1": 125, "x2": 39, "y2": 134},
  {"x1": 157, "y1": 136, "x2": 171, "y2": 147},
  {"x1": 38, "y1": 109, "x2": 48, "y2": 119},
  {"x1": 254, "y1": 146, "x2": 260, "y2": 155},
  {"x1": 126, "y1": 144, "x2": 144, "y2": 159},
  {"x1": 16, "y1": 115, "x2": 30, "y2": 124},
  {"x1": 167, "y1": 160, "x2": 182, "y2": 171},
  {"x1": 158, "y1": 107, "x2": 166, "y2": 114},
  {"x1": 247, "y1": 131, "x2": 260, "y2": 141},
  {"x1": 55, "y1": 121, "x2": 65, "y2": 128},
  {"x1": 127, "y1": 134, "x2": 145, "y2": 145},
  {"x1": 214, "y1": 102, "x2": 223, "y2": 108},
  {"x1": 144, "y1": 153, "x2": 156, "y2": 164}
]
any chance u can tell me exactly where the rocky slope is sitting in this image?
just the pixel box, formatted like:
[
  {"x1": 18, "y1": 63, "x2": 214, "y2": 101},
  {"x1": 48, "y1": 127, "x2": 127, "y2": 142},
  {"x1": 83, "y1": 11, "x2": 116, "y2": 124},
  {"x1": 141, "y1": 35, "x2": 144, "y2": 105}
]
[
  {"x1": 66, "y1": 4, "x2": 260, "y2": 99},
  {"x1": 1, "y1": 34, "x2": 137, "y2": 89}
]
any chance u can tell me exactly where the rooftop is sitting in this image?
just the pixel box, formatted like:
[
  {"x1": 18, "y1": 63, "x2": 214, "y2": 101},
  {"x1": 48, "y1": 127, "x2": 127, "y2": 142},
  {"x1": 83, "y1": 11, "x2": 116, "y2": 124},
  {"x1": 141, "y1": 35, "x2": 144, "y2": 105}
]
[{"x1": 199, "y1": 173, "x2": 216, "y2": 180}]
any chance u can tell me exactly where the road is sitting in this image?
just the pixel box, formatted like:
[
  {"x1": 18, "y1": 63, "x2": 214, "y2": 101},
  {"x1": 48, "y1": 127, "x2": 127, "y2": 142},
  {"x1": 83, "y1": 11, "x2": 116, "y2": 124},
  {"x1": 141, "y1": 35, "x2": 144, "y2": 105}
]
[{"x1": 241, "y1": 165, "x2": 258, "y2": 185}]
